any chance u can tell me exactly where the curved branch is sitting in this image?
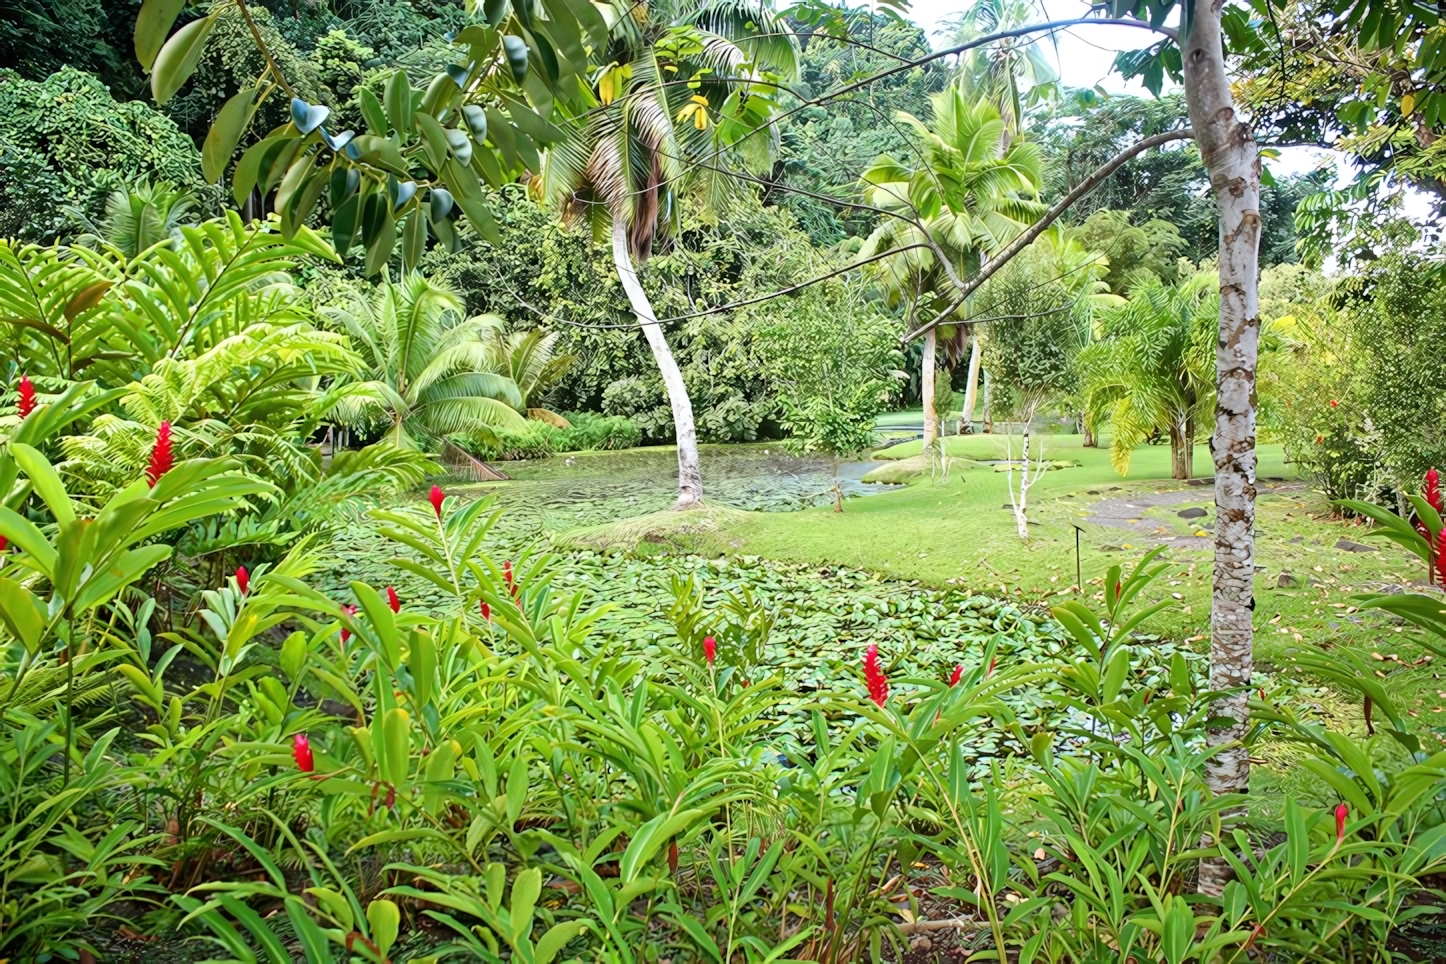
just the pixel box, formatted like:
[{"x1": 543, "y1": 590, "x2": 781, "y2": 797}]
[{"x1": 904, "y1": 127, "x2": 1195, "y2": 344}]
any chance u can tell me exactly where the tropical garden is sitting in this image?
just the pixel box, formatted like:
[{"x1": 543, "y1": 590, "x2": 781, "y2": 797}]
[{"x1": 2, "y1": 0, "x2": 1446, "y2": 960}]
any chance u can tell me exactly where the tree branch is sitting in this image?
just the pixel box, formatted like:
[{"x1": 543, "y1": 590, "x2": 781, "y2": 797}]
[{"x1": 903, "y1": 127, "x2": 1195, "y2": 344}]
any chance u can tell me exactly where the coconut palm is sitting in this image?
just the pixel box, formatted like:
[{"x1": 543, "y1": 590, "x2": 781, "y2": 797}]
[
  {"x1": 1078, "y1": 272, "x2": 1219, "y2": 480},
  {"x1": 323, "y1": 275, "x2": 528, "y2": 449},
  {"x1": 858, "y1": 90, "x2": 1044, "y2": 444},
  {"x1": 542, "y1": 0, "x2": 798, "y2": 508}
]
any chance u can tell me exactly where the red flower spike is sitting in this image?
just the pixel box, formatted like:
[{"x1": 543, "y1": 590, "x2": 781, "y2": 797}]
[
  {"x1": 1335, "y1": 802, "x2": 1348, "y2": 842},
  {"x1": 340, "y1": 604, "x2": 356, "y2": 646},
  {"x1": 429, "y1": 484, "x2": 445, "y2": 519},
  {"x1": 236, "y1": 566, "x2": 249, "y2": 596},
  {"x1": 503, "y1": 560, "x2": 519, "y2": 599},
  {"x1": 293, "y1": 733, "x2": 314, "y2": 773},
  {"x1": 0, "y1": 535, "x2": 8, "y2": 553},
  {"x1": 480, "y1": 600, "x2": 491, "y2": 621},
  {"x1": 986, "y1": 657, "x2": 997, "y2": 679},
  {"x1": 703, "y1": 636, "x2": 717, "y2": 667},
  {"x1": 1427, "y1": 468, "x2": 1444, "y2": 514},
  {"x1": 146, "y1": 421, "x2": 173, "y2": 487},
  {"x1": 1329, "y1": 399, "x2": 1338, "y2": 408},
  {"x1": 16, "y1": 375, "x2": 35, "y2": 419},
  {"x1": 948, "y1": 665, "x2": 964, "y2": 687},
  {"x1": 863, "y1": 644, "x2": 888, "y2": 707},
  {"x1": 386, "y1": 585, "x2": 400, "y2": 612}
]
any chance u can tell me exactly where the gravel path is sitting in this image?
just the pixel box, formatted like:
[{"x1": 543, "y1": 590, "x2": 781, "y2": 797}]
[{"x1": 1082, "y1": 480, "x2": 1304, "y2": 549}]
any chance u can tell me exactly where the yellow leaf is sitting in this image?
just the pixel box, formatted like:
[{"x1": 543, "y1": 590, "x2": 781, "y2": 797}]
[{"x1": 1403, "y1": 92, "x2": 1417, "y2": 117}]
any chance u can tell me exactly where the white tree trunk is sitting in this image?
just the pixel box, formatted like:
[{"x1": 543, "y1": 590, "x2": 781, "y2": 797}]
[
  {"x1": 1183, "y1": 0, "x2": 1262, "y2": 893},
  {"x1": 611, "y1": 219, "x2": 703, "y2": 509},
  {"x1": 961, "y1": 331, "x2": 982, "y2": 433},
  {"x1": 921, "y1": 328, "x2": 938, "y2": 447}
]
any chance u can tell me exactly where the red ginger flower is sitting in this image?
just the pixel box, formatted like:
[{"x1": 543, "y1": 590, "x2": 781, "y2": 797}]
[
  {"x1": 236, "y1": 566, "x2": 249, "y2": 596},
  {"x1": 948, "y1": 664, "x2": 964, "y2": 687},
  {"x1": 863, "y1": 644, "x2": 888, "y2": 707},
  {"x1": 1329, "y1": 399, "x2": 1338, "y2": 408},
  {"x1": 1335, "y1": 802, "x2": 1348, "y2": 842},
  {"x1": 480, "y1": 600, "x2": 491, "y2": 621},
  {"x1": 1426, "y1": 468, "x2": 1443, "y2": 514},
  {"x1": 386, "y1": 585, "x2": 400, "y2": 612},
  {"x1": 340, "y1": 604, "x2": 356, "y2": 646},
  {"x1": 429, "y1": 484, "x2": 445, "y2": 519},
  {"x1": 703, "y1": 636, "x2": 716, "y2": 667},
  {"x1": 146, "y1": 421, "x2": 173, "y2": 487},
  {"x1": 16, "y1": 375, "x2": 35, "y2": 419},
  {"x1": 0, "y1": 535, "x2": 7, "y2": 552},
  {"x1": 293, "y1": 732, "x2": 314, "y2": 772},
  {"x1": 503, "y1": 560, "x2": 518, "y2": 599}
]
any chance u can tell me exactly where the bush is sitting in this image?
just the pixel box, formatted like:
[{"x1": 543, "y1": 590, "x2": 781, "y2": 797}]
[
  {"x1": 453, "y1": 413, "x2": 641, "y2": 461},
  {"x1": 779, "y1": 381, "x2": 887, "y2": 457}
]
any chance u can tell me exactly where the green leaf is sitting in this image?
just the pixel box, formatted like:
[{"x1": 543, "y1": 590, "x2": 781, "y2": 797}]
[
  {"x1": 510, "y1": 867, "x2": 542, "y2": 941},
  {"x1": 408, "y1": 629, "x2": 436, "y2": 709},
  {"x1": 0, "y1": 577, "x2": 48, "y2": 654},
  {"x1": 204, "y1": 86, "x2": 260, "y2": 183},
  {"x1": 535, "y1": 920, "x2": 591, "y2": 964},
  {"x1": 620, "y1": 809, "x2": 705, "y2": 883},
  {"x1": 384, "y1": 70, "x2": 414, "y2": 137},
  {"x1": 12, "y1": 443, "x2": 74, "y2": 525},
  {"x1": 134, "y1": 0, "x2": 187, "y2": 70},
  {"x1": 502, "y1": 35, "x2": 529, "y2": 83},
  {"x1": 382, "y1": 707, "x2": 410, "y2": 790},
  {"x1": 367, "y1": 899, "x2": 401, "y2": 959},
  {"x1": 151, "y1": 13, "x2": 217, "y2": 104}
]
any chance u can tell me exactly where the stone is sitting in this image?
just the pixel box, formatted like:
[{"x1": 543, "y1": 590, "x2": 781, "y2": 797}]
[
  {"x1": 1335, "y1": 539, "x2": 1378, "y2": 553},
  {"x1": 1087, "y1": 490, "x2": 1100, "y2": 495},
  {"x1": 1177, "y1": 507, "x2": 1208, "y2": 519},
  {"x1": 1100, "y1": 545, "x2": 1124, "y2": 551},
  {"x1": 1275, "y1": 572, "x2": 1300, "y2": 588},
  {"x1": 1109, "y1": 486, "x2": 1122, "y2": 491}
]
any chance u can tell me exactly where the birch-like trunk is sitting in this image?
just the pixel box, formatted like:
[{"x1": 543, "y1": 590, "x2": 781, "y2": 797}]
[
  {"x1": 961, "y1": 332, "x2": 982, "y2": 433},
  {"x1": 921, "y1": 328, "x2": 938, "y2": 446},
  {"x1": 611, "y1": 219, "x2": 703, "y2": 509},
  {"x1": 1183, "y1": 0, "x2": 1262, "y2": 894}
]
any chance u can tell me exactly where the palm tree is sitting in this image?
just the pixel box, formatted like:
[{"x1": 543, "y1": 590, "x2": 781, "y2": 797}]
[
  {"x1": 542, "y1": 0, "x2": 798, "y2": 509},
  {"x1": 858, "y1": 90, "x2": 1044, "y2": 445},
  {"x1": 68, "y1": 181, "x2": 199, "y2": 259},
  {"x1": 492, "y1": 329, "x2": 576, "y2": 427},
  {"x1": 1078, "y1": 272, "x2": 1218, "y2": 480},
  {"x1": 323, "y1": 275, "x2": 528, "y2": 449}
]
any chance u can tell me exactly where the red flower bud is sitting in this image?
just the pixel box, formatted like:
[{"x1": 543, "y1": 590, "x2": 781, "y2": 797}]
[
  {"x1": 1427, "y1": 468, "x2": 1444, "y2": 514},
  {"x1": 293, "y1": 732, "x2": 314, "y2": 772},
  {"x1": 386, "y1": 585, "x2": 400, "y2": 612},
  {"x1": 1335, "y1": 802, "x2": 1348, "y2": 841},
  {"x1": 16, "y1": 374, "x2": 35, "y2": 419},
  {"x1": 1436, "y1": 529, "x2": 1446, "y2": 589},
  {"x1": 986, "y1": 656, "x2": 997, "y2": 678},
  {"x1": 480, "y1": 600, "x2": 491, "y2": 621},
  {"x1": 667, "y1": 838, "x2": 679, "y2": 875},
  {"x1": 863, "y1": 643, "x2": 888, "y2": 707},
  {"x1": 703, "y1": 636, "x2": 716, "y2": 666},
  {"x1": 503, "y1": 560, "x2": 518, "y2": 599},
  {"x1": 948, "y1": 664, "x2": 963, "y2": 687},
  {"x1": 0, "y1": 535, "x2": 8, "y2": 553},
  {"x1": 428, "y1": 484, "x2": 444, "y2": 519},
  {"x1": 236, "y1": 566, "x2": 249, "y2": 596},
  {"x1": 146, "y1": 421, "x2": 173, "y2": 487},
  {"x1": 1329, "y1": 399, "x2": 1338, "y2": 408}
]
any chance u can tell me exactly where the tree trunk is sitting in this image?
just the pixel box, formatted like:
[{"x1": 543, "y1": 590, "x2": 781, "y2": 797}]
[
  {"x1": 1183, "y1": 0, "x2": 1262, "y2": 895},
  {"x1": 1082, "y1": 413, "x2": 1096, "y2": 448},
  {"x1": 611, "y1": 219, "x2": 703, "y2": 509},
  {"x1": 961, "y1": 332, "x2": 982, "y2": 434},
  {"x1": 1169, "y1": 420, "x2": 1191, "y2": 481},
  {"x1": 922, "y1": 328, "x2": 938, "y2": 447},
  {"x1": 982, "y1": 372, "x2": 992, "y2": 434}
]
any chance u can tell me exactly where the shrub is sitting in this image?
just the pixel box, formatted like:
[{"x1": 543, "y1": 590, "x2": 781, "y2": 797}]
[
  {"x1": 453, "y1": 413, "x2": 642, "y2": 461},
  {"x1": 554, "y1": 411, "x2": 641, "y2": 452}
]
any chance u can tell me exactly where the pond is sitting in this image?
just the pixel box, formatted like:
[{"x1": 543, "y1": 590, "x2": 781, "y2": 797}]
[{"x1": 444, "y1": 444, "x2": 900, "y2": 537}]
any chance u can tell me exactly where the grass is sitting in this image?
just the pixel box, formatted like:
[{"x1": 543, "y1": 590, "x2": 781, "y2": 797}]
[{"x1": 566, "y1": 433, "x2": 1445, "y2": 724}]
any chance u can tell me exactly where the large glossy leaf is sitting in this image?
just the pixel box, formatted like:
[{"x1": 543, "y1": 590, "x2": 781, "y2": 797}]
[
  {"x1": 151, "y1": 13, "x2": 217, "y2": 105},
  {"x1": 203, "y1": 87, "x2": 261, "y2": 183}
]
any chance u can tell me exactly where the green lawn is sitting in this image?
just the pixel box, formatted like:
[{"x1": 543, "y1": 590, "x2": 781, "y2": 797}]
[{"x1": 580, "y1": 434, "x2": 1442, "y2": 721}]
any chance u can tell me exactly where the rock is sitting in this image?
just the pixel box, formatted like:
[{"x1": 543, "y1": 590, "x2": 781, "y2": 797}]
[
  {"x1": 1177, "y1": 507, "x2": 1208, "y2": 519},
  {"x1": 1275, "y1": 572, "x2": 1300, "y2": 588},
  {"x1": 1335, "y1": 538, "x2": 1378, "y2": 553},
  {"x1": 1109, "y1": 486, "x2": 1122, "y2": 491},
  {"x1": 1087, "y1": 490, "x2": 1100, "y2": 495},
  {"x1": 860, "y1": 454, "x2": 929, "y2": 484},
  {"x1": 1100, "y1": 545, "x2": 1124, "y2": 551},
  {"x1": 1289, "y1": 535, "x2": 1303, "y2": 544},
  {"x1": 1186, "y1": 478, "x2": 1210, "y2": 486}
]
